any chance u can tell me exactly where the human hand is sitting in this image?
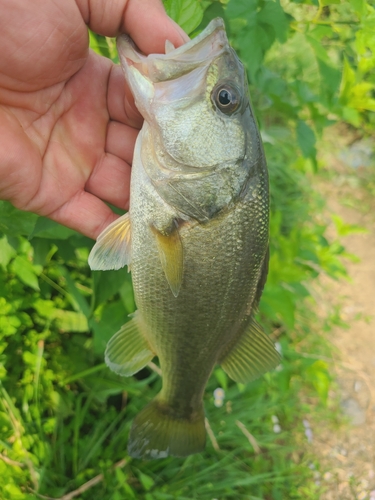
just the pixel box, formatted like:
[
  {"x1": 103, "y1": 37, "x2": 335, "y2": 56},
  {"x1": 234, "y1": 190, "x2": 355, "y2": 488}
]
[{"x1": 0, "y1": 0, "x2": 188, "y2": 239}]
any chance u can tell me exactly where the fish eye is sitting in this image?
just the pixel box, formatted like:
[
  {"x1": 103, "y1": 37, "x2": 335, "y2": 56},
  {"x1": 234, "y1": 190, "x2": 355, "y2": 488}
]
[{"x1": 212, "y1": 83, "x2": 240, "y2": 114}]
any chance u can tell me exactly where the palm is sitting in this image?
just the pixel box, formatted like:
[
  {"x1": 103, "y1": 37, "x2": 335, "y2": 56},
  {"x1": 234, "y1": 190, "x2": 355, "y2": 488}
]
[{"x1": 0, "y1": 0, "x2": 186, "y2": 238}]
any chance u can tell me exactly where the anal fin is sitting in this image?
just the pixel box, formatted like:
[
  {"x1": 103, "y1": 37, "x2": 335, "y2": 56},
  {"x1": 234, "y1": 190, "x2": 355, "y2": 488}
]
[
  {"x1": 105, "y1": 311, "x2": 154, "y2": 377},
  {"x1": 88, "y1": 212, "x2": 131, "y2": 271},
  {"x1": 220, "y1": 317, "x2": 281, "y2": 384}
]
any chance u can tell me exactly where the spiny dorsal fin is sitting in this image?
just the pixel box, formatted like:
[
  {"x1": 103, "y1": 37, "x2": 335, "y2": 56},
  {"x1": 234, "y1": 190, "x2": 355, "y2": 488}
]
[
  {"x1": 105, "y1": 311, "x2": 154, "y2": 377},
  {"x1": 220, "y1": 317, "x2": 281, "y2": 384},
  {"x1": 165, "y1": 39, "x2": 175, "y2": 54},
  {"x1": 151, "y1": 222, "x2": 183, "y2": 298},
  {"x1": 88, "y1": 212, "x2": 131, "y2": 271}
]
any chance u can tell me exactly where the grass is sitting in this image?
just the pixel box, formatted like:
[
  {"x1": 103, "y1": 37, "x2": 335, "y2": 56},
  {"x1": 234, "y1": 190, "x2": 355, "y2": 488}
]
[
  {"x1": 2, "y1": 0, "x2": 372, "y2": 496},
  {"x1": 0, "y1": 122, "x2": 349, "y2": 500},
  {"x1": 0, "y1": 263, "x2": 341, "y2": 500}
]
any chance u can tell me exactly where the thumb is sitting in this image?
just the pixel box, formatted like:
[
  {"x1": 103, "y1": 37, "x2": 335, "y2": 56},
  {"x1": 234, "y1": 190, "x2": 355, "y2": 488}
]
[{"x1": 121, "y1": 0, "x2": 189, "y2": 54}]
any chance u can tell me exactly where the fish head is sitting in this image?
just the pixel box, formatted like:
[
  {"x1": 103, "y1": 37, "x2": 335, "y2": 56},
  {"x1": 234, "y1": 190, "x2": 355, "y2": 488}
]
[{"x1": 117, "y1": 18, "x2": 255, "y2": 170}]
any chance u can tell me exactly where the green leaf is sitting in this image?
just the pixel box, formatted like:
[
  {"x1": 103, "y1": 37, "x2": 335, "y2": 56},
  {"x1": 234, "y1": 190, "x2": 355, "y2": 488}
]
[
  {"x1": 349, "y1": 0, "x2": 366, "y2": 16},
  {"x1": 307, "y1": 34, "x2": 341, "y2": 104},
  {"x1": 226, "y1": 0, "x2": 258, "y2": 19},
  {"x1": 32, "y1": 238, "x2": 55, "y2": 266},
  {"x1": 229, "y1": 0, "x2": 290, "y2": 81},
  {"x1": 261, "y1": 284, "x2": 296, "y2": 330},
  {"x1": 54, "y1": 310, "x2": 89, "y2": 333},
  {"x1": 0, "y1": 201, "x2": 37, "y2": 238},
  {"x1": 331, "y1": 214, "x2": 368, "y2": 237},
  {"x1": 340, "y1": 58, "x2": 356, "y2": 104},
  {"x1": 306, "y1": 34, "x2": 331, "y2": 65},
  {"x1": 198, "y1": 1, "x2": 227, "y2": 34},
  {"x1": 119, "y1": 279, "x2": 136, "y2": 314},
  {"x1": 30, "y1": 217, "x2": 77, "y2": 240},
  {"x1": 89, "y1": 31, "x2": 111, "y2": 59},
  {"x1": 3, "y1": 483, "x2": 27, "y2": 499},
  {"x1": 296, "y1": 120, "x2": 316, "y2": 160},
  {"x1": 10, "y1": 256, "x2": 40, "y2": 291},
  {"x1": 90, "y1": 300, "x2": 128, "y2": 354},
  {"x1": 137, "y1": 471, "x2": 155, "y2": 491},
  {"x1": 318, "y1": 60, "x2": 342, "y2": 102},
  {"x1": 0, "y1": 236, "x2": 16, "y2": 269},
  {"x1": 257, "y1": 0, "x2": 289, "y2": 43},
  {"x1": 163, "y1": 0, "x2": 182, "y2": 21},
  {"x1": 164, "y1": 0, "x2": 203, "y2": 35},
  {"x1": 178, "y1": 0, "x2": 204, "y2": 34},
  {"x1": 340, "y1": 60, "x2": 375, "y2": 111},
  {"x1": 350, "y1": 90, "x2": 375, "y2": 112},
  {"x1": 214, "y1": 367, "x2": 228, "y2": 391},
  {"x1": 237, "y1": 27, "x2": 268, "y2": 79},
  {"x1": 305, "y1": 360, "x2": 331, "y2": 404},
  {"x1": 58, "y1": 265, "x2": 91, "y2": 317},
  {"x1": 116, "y1": 469, "x2": 137, "y2": 498},
  {"x1": 320, "y1": 0, "x2": 340, "y2": 5},
  {"x1": 33, "y1": 299, "x2": 56, "y2": 319},
  {"x1": 0, "y1": 315, "x2": 22, "y2": 337},
  {"x1": 92, "y1": 268, "x2": 130, "y2": 310},
  {"x1": 342, "y1": 107, "x2": 361, "y2": 127}
]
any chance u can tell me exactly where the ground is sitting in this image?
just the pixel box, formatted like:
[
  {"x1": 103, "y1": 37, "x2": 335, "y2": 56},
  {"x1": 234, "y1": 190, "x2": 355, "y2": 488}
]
[{"x1": 311, "y1": 131, "x2": 375, "y2": 499}]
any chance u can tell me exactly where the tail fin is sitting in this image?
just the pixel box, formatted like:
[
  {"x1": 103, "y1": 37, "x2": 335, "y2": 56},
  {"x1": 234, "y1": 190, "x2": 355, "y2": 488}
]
[{"x1": 128, "y1": 397, "x2": 206, "y2": 459}]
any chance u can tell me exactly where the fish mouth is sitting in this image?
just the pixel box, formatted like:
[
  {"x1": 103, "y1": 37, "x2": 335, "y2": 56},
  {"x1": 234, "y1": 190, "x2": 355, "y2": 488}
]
[{"x1": 117, "y1": 18, "x2": 228, "y2": 84}]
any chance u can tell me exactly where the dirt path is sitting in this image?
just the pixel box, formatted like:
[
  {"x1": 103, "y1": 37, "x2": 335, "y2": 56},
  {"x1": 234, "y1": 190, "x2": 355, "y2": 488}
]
[{"x1": 312, "y1": 145, "x2": 375, "y2": 499}]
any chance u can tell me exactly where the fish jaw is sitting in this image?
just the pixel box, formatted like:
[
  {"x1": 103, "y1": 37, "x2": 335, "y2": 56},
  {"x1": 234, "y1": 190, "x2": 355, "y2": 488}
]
[
  {"x1": 116, "y1": 18, "x2": 229, "y2": 120},
  {"x1": 117, "y1": 18, "x2": 228, "y2": 82}
]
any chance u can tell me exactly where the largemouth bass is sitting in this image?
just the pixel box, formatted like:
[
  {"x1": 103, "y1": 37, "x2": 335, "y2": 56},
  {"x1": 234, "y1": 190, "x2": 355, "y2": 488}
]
[{"x1": 89, "y1": 18, "x2": 280, "y2": 459}]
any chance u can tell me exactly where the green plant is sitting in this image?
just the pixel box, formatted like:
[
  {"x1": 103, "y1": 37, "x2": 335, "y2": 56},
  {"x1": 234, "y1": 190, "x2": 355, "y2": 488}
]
[{"x1": 1, "y1": 0, "x2": 373, "y2": 498}]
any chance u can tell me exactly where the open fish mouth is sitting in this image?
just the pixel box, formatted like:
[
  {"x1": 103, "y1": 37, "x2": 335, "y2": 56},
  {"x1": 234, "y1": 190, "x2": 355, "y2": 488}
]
[{"x1": 117, "y1": 18, "x2": 228, "y2": 84}]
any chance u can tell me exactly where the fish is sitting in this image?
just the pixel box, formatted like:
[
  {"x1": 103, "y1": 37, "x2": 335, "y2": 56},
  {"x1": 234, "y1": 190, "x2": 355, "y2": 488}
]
[{"x1": 88, "y1": 18, "x2": 280, "y2": 460}]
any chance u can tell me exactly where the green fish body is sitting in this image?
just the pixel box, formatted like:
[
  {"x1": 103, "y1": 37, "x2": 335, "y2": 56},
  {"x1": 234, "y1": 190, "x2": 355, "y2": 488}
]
[{"x1": 89, "y1": 18, "x2": 280, "y2": 459}]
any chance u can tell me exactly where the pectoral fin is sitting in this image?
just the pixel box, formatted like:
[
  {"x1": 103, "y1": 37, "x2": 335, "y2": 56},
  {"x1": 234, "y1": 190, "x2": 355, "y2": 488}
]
[
  {"x1": 151, "y1": 222, "x2": 183, "y2": 298},
  {"x1": 105, "y1": 311, "x2": 154, "y2": 377},
  {"x1": 220, "y1": 317, "x2": 281, "y2": 384},
  {"x1": 88, "y1": 213, "x2": 131, "y2": 271}
]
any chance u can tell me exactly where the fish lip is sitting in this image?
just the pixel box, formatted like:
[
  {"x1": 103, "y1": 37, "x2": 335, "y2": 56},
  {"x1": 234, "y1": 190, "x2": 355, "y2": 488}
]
[{"x1": 117, "y1": 17, "x2": 228, "y2": 83}]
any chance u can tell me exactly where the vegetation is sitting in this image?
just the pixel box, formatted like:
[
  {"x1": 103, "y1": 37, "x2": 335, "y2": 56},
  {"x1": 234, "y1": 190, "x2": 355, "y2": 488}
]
[{"x1": 1, "y1": 0, "x2": 374, "y2": 498}]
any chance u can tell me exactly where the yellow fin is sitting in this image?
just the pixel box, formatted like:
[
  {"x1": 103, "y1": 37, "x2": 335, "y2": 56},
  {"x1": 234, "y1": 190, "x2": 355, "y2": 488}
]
[
  {"x1": 88, "y1": 213, "x2": 131, "y2": 271},
  {"x1": 151, "y1": 222, "x2": 183, "y2": 298},
  {"x1": 220, "y1": 317, "x2": 281, "y2": 384},
  {"x1": 105, "y1": 311, "x2": 154, "y2": 377},
  {"x1": 128, "y1": 397, "x2": 206, "y2": 459}
]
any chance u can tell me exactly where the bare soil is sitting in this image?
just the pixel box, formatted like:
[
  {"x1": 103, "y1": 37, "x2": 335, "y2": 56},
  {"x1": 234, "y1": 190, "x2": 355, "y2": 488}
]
[{"x1": 311, "y1": 133, "x2": 375, "y2": 499}]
